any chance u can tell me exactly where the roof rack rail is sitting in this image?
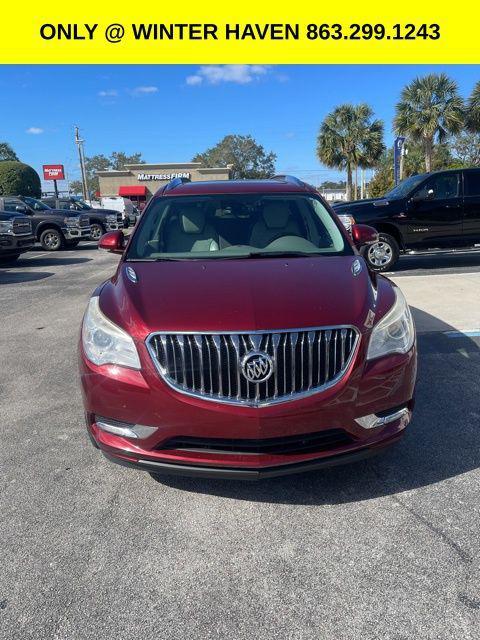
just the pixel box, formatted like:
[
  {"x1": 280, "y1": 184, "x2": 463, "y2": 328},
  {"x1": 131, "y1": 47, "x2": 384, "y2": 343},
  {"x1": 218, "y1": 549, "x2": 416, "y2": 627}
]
[
  {"x1": 162, "y1": 176, "x2": 191, "y2": 193},
  {"x1": 271, "y1": 174, "x2": 305, "y2": 186}
]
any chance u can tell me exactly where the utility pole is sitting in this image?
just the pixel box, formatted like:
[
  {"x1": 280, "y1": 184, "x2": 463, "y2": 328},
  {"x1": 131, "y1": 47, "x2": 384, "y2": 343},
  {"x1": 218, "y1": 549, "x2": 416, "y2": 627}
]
[
  {"x1": 360, "y1": 169, "x2": 365, "y2": 199},
  {"x1": 74, "y1": 126, "x2": 88, "y2": 200}
]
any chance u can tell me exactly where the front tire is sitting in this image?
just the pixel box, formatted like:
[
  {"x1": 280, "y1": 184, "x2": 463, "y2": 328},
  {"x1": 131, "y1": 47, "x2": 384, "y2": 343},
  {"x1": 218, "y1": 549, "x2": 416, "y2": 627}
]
[
  {"x1": 363, "y1": 233, "x2": 399, "y2": 272},
  {"x1": 40, "y1": 228, "x2": 64, "y2": 251},
  {"x1": 90, "y1": 222, "x2": 105, "y2": 241}
]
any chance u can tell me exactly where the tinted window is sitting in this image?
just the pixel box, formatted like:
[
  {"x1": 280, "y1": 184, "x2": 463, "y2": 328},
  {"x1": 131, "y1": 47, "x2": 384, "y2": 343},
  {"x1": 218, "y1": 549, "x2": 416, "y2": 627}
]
[
  {"x1": 385, "y1": 174, "x2": 427, "y2": 199},
  {"x1": 3, "y1": 198, "x2": 22, "y2": 212},
  {"x1": 417, "y1": 173, "x2": 460, "y2": 200},
  {"x1": 127, "y1": 194, "x2": 350, "y2": 261},
  {"x1": 464, "y1": 172, "x2": 480, "y2": 197}
]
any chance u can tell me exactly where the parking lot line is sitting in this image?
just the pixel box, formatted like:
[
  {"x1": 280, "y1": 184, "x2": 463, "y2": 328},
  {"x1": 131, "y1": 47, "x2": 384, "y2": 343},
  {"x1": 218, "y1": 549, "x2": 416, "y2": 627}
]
[{"x1": 22, "y1": 252, "x2": 50, "y2": 259}]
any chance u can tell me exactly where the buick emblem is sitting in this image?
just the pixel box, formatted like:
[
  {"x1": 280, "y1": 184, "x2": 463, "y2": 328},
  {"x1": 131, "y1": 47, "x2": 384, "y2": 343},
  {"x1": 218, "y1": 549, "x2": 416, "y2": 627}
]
[{"x1": 241, "y1": 352, "x2": 274, "y2": 384}]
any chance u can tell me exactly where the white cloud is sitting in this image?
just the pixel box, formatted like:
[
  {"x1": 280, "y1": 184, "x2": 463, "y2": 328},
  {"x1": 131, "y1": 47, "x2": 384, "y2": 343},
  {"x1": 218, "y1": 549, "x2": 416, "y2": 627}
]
[
  {"x1": 132, "y1": 86, "x2": 158, "y2": 95},
  {"x1": 98, "y1": 90, "x2": 118, "y2": 97},
  {"x1": 26, "y1": 127, "x2": 44, "y2": 135},
  {"x1": 186, "y1": 65, "x2": 270, "y2": 86},
  {"x1": 185, "y1": 75, "x2": 203, "y2": 86}
]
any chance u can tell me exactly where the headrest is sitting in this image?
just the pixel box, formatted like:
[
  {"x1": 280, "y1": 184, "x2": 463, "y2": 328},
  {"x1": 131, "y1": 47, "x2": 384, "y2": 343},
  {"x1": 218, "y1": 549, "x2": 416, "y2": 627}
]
[
  {"x1": 180, "y1": 207, "x2": 206, "y2": 234},
  {"x1": 262, "y1": 202, "x2": 291, "y2": 229}
]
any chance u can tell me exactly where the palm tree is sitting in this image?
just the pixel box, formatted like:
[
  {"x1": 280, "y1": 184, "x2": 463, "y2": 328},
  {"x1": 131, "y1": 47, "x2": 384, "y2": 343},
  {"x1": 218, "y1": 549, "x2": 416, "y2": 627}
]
[
  {"x1": 466, "y1": 80, "x2": 480, "y2": 132},
  {"x1": 394, "y1": 73, "x2": 464, "y2": 172},
  {"x1": 317, "y1": 104, "x2": 384, "y2": 201}
]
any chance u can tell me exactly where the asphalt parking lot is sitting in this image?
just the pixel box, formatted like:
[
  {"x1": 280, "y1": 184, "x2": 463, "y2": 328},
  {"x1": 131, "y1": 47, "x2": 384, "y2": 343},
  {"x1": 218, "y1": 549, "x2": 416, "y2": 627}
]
[{"x1": 1, "y1": 246, "x2": 479, "y2": 640}]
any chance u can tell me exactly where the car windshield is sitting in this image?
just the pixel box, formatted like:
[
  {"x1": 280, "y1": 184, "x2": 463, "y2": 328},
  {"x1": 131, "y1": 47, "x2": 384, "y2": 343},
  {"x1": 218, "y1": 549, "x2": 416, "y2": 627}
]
[
  {"x1": 22, "y1": 197, "x2": 51, "y2": 211},
  {"x1": 70, "y1": 200, "x2": 91, "y2": 210},
  {"x1": 126, "y1": 194, "x2": 351, "y2": 261},
  {"x1": 385, "y1": 174, "x2": 427, "y2": 200}
]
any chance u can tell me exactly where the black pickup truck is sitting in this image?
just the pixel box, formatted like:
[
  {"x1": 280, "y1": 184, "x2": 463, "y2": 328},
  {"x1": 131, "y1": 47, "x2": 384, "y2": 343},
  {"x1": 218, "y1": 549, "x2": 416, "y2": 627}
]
[
  {"x1": 333, "y1": 168, "x2": 480, "y2": 271},
  {"x1": 41, "y1": 197, "x2": 122, "y2": 241},
  {"x1": 0, "y1": 210, "x2": 35, "y2": 263},
  {"x1": 0, "y1": 196, "x2": 91, "y2": 251}
]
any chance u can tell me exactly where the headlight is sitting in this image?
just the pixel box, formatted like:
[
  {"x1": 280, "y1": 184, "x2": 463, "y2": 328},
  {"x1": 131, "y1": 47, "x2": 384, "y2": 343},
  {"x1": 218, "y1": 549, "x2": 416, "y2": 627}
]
[
  {"x1": 64, "y1": 216, "x2": 80, "y2": 226},
  {"x1": 0, "y1": 221, "x2": 14, "y2": 234},
  {"x1": 367, "y1": 288, "x2": 415, "y2": 360},
  {"x1": 82, "y1": 296, "x2": 141, "y2": 369}
]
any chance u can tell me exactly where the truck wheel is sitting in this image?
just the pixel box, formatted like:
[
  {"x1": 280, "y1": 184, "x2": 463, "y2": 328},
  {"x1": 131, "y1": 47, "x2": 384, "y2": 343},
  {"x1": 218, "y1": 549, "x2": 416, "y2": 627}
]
[
  {"x1": 90, "y1": 223, "x2": 105, "y2": 241},
  {"x1": 40, "y1": 228, "x2": 64, "y2": 251},
  {"x1": 363, "y1": 233, "x2": 399, "y2": 272},
  {"x1": 0, "y1": 253, "x2": 20, "y2": 264}
]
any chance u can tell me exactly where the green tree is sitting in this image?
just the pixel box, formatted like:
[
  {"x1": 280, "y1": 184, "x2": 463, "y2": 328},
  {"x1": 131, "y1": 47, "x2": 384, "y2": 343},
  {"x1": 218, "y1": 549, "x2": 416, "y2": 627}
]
[
  {"x1": 0, "y1": 142, "x2": 19, "y2": 162},
  {"x1": 451, "y1": 132, "x2": 480, "y2": 166},
  {"x1": 0, "y1": 161, "x2": 41, "y2": 197},
  {"x1": 192, "y1": 134, "x2": 276, "y2": 180},
  {"x1": 317, "y1": 103, "x2": 384, "y2": 200},
  {"x1": 466, "y1": 81, "x2": 480, "y2": 132},
  {"x1": 394, "y1": 73, "x2": 464, "y2": 173},
  {"x1": 70, "y1": 151, "x2": 145, "y2": 196}
]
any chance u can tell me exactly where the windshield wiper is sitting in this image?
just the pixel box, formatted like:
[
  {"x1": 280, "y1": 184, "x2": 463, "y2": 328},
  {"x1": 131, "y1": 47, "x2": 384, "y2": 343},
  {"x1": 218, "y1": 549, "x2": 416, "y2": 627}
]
[{"x1": 243, "y1": 251, "x2": 326, "y2": 259}]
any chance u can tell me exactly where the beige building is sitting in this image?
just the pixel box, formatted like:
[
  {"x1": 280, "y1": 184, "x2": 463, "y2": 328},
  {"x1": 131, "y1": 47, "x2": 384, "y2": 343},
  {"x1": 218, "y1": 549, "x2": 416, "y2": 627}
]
[{"x1": 97, "y1": 162, "x2": 231, "y2": 206}]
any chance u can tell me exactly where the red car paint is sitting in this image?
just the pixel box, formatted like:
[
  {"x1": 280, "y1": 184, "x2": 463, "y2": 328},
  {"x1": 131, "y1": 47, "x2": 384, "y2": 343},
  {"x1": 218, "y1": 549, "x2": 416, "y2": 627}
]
[{"x1": 79, "y1": 179, "x2": 417, "y2": 479}]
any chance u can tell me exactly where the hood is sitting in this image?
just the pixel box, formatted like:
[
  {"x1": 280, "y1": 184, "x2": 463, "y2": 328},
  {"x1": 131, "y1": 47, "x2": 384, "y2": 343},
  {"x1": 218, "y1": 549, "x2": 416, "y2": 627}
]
[
  {"x1": 333, "y1": 197, "x2": 387, "y2": 213},
  {"x1": 100, "y1": 256, "x2": 382, "y2": 339},
  {"x1": 48, "y1": 208, "x2": 83, "y2": 216}
]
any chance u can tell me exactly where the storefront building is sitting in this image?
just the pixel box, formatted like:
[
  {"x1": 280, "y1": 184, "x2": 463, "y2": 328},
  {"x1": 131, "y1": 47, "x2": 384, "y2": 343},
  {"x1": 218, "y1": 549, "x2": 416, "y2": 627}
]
[{"x1": 97, "y1": 162, "x2": 231, "y2": 207}]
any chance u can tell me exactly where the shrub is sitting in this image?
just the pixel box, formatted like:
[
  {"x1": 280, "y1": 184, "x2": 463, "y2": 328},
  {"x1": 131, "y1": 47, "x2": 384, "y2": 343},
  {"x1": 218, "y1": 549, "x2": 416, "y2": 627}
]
[{"x1": 0, "y1": 161, "x2": 41, "y2": 198}]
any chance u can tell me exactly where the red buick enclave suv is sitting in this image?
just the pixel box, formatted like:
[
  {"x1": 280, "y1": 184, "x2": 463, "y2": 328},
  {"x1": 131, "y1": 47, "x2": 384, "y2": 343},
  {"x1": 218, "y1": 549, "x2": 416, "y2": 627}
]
[{"x1": 79, "y1": 176, "x2": 416, "y2": 479}]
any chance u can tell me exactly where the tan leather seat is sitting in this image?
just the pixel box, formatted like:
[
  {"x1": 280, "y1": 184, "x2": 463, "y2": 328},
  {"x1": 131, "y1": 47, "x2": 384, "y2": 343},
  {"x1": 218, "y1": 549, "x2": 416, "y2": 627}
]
[{"x1": 249, "y1": 202, "x2": 301, "y2": 248}]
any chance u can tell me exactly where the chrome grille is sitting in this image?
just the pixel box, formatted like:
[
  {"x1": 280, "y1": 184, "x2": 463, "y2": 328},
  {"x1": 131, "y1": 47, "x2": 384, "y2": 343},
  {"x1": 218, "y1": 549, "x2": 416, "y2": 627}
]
[
  {"x1": 147, "y1": 327, "x2": 359, "y2": 407},
  {"x1": 12, "y1": 217, "x2": 32, "y2": 235}
]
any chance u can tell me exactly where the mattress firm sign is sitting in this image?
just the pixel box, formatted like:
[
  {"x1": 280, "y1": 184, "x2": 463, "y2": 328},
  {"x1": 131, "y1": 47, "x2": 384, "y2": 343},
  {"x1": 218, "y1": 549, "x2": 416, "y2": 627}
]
[{"x1": 137, "y1": 172, "x2": 191, "y2": 181}]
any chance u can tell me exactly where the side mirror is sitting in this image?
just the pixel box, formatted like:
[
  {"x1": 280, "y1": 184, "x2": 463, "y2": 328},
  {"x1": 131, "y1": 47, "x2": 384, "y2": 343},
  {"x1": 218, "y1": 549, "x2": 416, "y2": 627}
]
[
  {"x1": 15, "y1": 205, "x2": 27, "y2": 213},
  {"x1": 411, "y1": 188, "x2": 434, "y2": 203},
  {"x1": 351, "y1": 224, "x2": 379, "y2": 248},
  {"x1": 98, "y1": 230, "x2": 125, "y2": 254}
]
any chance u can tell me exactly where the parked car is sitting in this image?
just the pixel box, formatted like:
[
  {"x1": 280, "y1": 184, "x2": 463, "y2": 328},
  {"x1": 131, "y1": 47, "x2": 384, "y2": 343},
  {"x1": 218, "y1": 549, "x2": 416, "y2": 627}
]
[
  {"x1": 79, "y1": 175, "x2": 417, "y2": 480},
  {"x1": 100, "y1": 196, "x2": 138, "y2": 228},
  {"x1": 0, "y1": 196, "x2": 91, "y2": 251},
  {"x1": 0, "y1": 210, "x2": 35, "y2": 263},
  {"x1": 41, "y1": 197, "x2": 123, "y2": 241},
  {"x1": 333, "y1": 168, "x2": 480, "y2": 271}
]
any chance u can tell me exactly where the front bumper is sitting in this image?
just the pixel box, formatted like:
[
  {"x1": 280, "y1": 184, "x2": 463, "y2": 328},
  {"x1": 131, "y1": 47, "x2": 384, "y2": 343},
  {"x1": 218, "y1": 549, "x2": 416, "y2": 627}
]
[
  {"x1": 106, "y1": 222, "x2": 120, "y2": 231},
  {"x1": 63, "y1": 226, "x2": 91, "y2": 240},
  {"x1": 0, "y1": 233, "x2": 35, "y2": 254},
  {"x1": 80, "y1": 339, "x2": 417, "y2": 479}
]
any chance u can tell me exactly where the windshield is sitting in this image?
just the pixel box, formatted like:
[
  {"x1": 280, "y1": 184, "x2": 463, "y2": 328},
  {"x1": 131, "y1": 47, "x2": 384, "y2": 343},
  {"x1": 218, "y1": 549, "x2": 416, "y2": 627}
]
[
  {"x1": 385, "y1": 174, "x2": 427, "y2": 200},
  {"x1": 126, "y1": 194, "x2": 351, "y2": 261},
  {"x1": 22, "y1": 197, "x2": 51, "y2": 211},
  {"x1": 70, "y1": 199, "x2": 91, "y2": 210}
]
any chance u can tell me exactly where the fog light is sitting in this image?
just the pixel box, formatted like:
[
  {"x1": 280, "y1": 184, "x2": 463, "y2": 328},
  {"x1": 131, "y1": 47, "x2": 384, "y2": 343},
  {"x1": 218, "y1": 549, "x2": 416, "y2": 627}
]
[
  {"x1": 95, "y1": 416, "x2": 157, "y2": 439},
  {"x1": 355, "y1": 407, "x2": 410, "y2": 430}
]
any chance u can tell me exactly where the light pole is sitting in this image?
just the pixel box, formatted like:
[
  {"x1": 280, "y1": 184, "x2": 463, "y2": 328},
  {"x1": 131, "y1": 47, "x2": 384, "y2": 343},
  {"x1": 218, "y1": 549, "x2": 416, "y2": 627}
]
[{"x1": 74, "y1": 126, "x2": 88, "y2": 200}]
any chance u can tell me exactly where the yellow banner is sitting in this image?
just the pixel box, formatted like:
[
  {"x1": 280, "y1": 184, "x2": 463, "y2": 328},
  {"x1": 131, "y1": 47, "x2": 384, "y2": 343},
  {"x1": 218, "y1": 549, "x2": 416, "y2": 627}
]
[{"x1": 0, "y1": 2, "x2": 478, "y2": 63}]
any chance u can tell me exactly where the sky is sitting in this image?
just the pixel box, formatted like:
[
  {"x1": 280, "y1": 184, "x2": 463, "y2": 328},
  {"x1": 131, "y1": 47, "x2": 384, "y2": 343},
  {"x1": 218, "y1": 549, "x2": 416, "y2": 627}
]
[{"x1": 0, "y1": 64, "x2": 479, "y2": 190}]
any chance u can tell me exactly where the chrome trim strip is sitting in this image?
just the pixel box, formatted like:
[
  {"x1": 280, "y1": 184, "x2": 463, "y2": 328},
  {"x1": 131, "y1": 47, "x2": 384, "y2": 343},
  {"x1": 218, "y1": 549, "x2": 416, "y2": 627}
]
[{"x1": 145, "y1": 325, "x2": 361, "y2": 408}]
